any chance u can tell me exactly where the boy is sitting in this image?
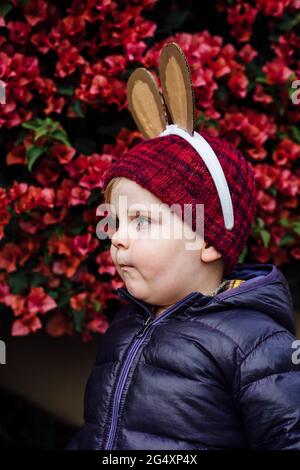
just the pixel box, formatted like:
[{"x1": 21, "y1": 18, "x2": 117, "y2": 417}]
[
  {"x1": 65, "y1": 130, "x2": 300, "y2": 450},
  {"x1": 66, "y1": 42, "x2": 300, "y2": 450}
]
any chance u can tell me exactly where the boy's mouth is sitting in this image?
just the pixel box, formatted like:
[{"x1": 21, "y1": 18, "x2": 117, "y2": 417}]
[{"x1": 120, "y1": 264, "x2": 133, "y2": 270}]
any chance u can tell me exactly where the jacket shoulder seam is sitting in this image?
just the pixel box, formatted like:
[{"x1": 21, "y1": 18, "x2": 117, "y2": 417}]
[
  {"x1": 189, "y1": 319, "x2": 246, "y2": 355},
  {"x1": 237, "y1": 329, "x2": 290, "y2": 369}
]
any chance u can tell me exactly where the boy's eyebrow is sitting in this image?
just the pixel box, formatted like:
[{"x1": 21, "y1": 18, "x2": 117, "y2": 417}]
[{"x1": 115, "y1": 204, "x2": 163, "y2": 221}]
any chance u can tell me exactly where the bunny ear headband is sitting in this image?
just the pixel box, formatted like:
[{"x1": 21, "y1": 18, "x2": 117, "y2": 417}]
[{"x1": 127, "y1": 42, "x2": 234, "y2": 230}]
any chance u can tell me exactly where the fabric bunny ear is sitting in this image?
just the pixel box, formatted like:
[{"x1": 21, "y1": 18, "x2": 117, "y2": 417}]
[
  {"x1": 158, "y1": 42, "x2": 195, "y2": 136},
  {"x1": 127, "y1": 67, "x2": 168, "y2": 139}
]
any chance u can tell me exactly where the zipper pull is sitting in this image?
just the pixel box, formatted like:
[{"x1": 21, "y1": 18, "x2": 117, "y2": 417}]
[{"x1": 135, "y1": 315, "x2": 153, "y2": 338}]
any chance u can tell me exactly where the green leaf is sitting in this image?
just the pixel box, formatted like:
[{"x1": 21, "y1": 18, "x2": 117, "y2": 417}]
[
  {"x1": 238, "y1": 245, "x2": 248, "y2": 263},
  {"x1": 252, "y1": 217, "x2": 265, "y2": 235},
  {"x1": 51, "y1": 129, "x2": 71, "y2": 146},
  {"x1": 55, "y1": 225, "x2": 64, "y2": 239},
  {"x1": 266, "y1": 186, "x2": 278, "y2": 197},
  {"x1": 15, "y1": 129, "x2": 28, "y2": 145},
  {"x1": 279, "y1": 234, "x2": 294, "y2": 247},
  {"x1": 23, "y1": 118, "x2": 46, "y2": 130},
  {"x1": 256, "y1": 76, "x2": 268, "y2": 84},
  {"x1": 0, "y1": 3, "x2": 12, "y2": 17},
  {"x1": 8, "y1": 270, "x2": 29, "y2": 294},
  {"x1": 94, "y1": 300, "x2": 102, "y2": 312},
  {"x1": 279, "y1": 218, "x2": 291, "y2": 228},
  {"x1": 195, "y1": 113, "x2": 206, "y2": 127},
  {"x1": 34, "y1": 127, "x2": 49, "y2": 141},
  {"x1": 291, "y1": 221, "x2": 300, "y2": 236},
  {"x1": 43, "y1": 252, "x2": 53, "y2": 266},
  {"x1": 57, "y1": 292, "x2": 69, "y2": 308},
  {"x1": 277, "y1": 12, "x2": 300, "y2": 32},
  {"x1": 276, "y1": 130, "x2": 289, "y2": 140},
  {"x1": 209, "y1": 119, "x2": 220, "y2": 129},
  {"x1": 216, "y1": 84, "x2": 228, "y2": 101},
  {"x1": 30, "y1": 272, "x2": 48, "y2": 287},
  {"x1": 27, "y1": 145, "x2": 46, "y2": 171},
  {"x1": 71, "y1": 309, "x2": 85, "y2": 333},
  {"x1": 69, "y1": 225, "x2": 85, "y2": 235},
  {"x1": 62, "y1": 279, "x2": 73, "y2": 290},
  {"x1": 260, "y1": 229, "x2": 271, "y2": 247},
  {"x1": 72, "y1": 100, "x2": 85, "y2": 118},
  {"x1": 290, "y1": 126, "x2": 300, "y2": 144},
  {"x1": 22, "y1": 118, "x2": 71, "y2": 147},
  {"x1": 47, "y1": 290, "x2": 59, "y2": 299},
  {"x1": 57, "y1": 85, "x2": 74, "y2": 97}
]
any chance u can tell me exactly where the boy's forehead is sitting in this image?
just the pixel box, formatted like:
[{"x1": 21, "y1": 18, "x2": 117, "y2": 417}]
[{"x1": 111, "y1": 178, "x2": 161, "y2": 207}]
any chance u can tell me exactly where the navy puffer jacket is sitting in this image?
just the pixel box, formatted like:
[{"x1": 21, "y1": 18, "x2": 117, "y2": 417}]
[{"x1": 66, "y1": 263, "x2": 300, "y2": 450}]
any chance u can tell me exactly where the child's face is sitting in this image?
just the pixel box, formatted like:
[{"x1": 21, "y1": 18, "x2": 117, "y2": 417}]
[{"x1": 108, "y1": 177, "x2": 208, "y2": 308}]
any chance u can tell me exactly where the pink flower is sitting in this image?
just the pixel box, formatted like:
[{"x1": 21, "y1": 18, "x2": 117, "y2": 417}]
[
  {"x1": 51, "y1": 143, "x2": 76, "y2": 165},
  {"x1": 263, "y1": 59, "x2": 294, "y2": 85},
  {"x1": 12, "y1": 315, "x2": 42, "y2": 336},
  {"x1": 27, "y1": 287, "x2": 57, "y2": 315}
]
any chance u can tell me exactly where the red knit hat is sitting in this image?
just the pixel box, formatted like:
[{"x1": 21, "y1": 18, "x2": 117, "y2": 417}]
[
  {"x1": 102, "y1": 42, "x2": 258, "y2": 277},
  {"x1": 102, "y1": 129, "x2": 258, "y2": 277}
]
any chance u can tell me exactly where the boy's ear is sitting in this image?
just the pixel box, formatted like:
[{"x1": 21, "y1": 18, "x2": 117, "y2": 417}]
[{"x1": 200, "y1": 241, "x2": 223, "y2": 263}]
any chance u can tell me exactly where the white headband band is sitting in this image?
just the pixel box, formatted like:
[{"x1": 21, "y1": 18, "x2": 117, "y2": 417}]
[{"x1": 159, "y1": 124, "x2": 234, "y2": 230}]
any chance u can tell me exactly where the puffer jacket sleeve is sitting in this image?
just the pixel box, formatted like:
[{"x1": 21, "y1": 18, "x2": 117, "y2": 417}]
[{"x1": 233, "y1": 330, "x2": 300, "y2": 449}]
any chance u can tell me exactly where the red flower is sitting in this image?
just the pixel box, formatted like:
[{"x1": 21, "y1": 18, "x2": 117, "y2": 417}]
[
  {"x1": 263, "y1": 59, "x2": 294, "y2": 85},
  {"x1": 56, "y1": 40, "x2": 86, "y2": 78},
  {"x1": 6, "y1": 144, "x2": 27, "y2": 165},
  {"x1": 257, "y1": 0, "x2": 292, "y2": 17},
  {"x1": 79, "y1": 154, "x2": 113, "y2": 190},
  {"x1": 50, "y1": 143, "x2": 76, "y2": 165},
  {"x1": 254, "y1": 164, "x2": 279, "y2": 189},
  {"x1": 52, "y1": 256, "x2": 81, "y2": 278},
  {"x1": 27, "y1": 286, "x2": 57, "y2": 314},
  {"x1": 46, "y1": 312, "x2": 74, "y2": 337},
  {"x1": 69, "y1": 186, "x2": 91, "y2": 206},
  {"x1": 227, "y1": 4, "x2": 258, "y2": 43},
  {"x1": 7, "y1": 21, "x2": 32, "y2": 45},
  {"x1": 253, "y1": 85, "x2": 273, "y2": 104},
  {"x1": 271, "y1": 225, "x2": 288, "y2": 245},
  {"x1": 277, "y1": 169, "x2": 299, "y2": 196},
  {"x1": 228, "y1": 69, "x2": 249, "y2": 98},
  {"x1": 239, "y1": 44, "x2": 258, "y2": 63},
  {"x1": 251, "y1": 245, "x2": 271, "y2": 263},
  {"x1": 72, "y1": 233, "x2": 98, "y2": 257},
  {"x1": 272, "y1": 139, "x2": 300, "y2": 166},
  {"x1": 48, "y1": 233, "x2": 73, "y2": 256},
  {"x1": 0, "y1": 284, "x2": 11, "y2": 306},
  {"x1": 70, "y1": 292, "x2": 88, "y2": 310},
  {"x1": 85, "y1": 315, "x2": 109, "y2": 334},
  {"x1": 65, "y1": 154, "x2": 90, "y2": 179},
  {"x1": 0, "y1": 243, "x2": 24, "y2": 272},
  {"x1": 12, "y1": 315, "x2": 42, "y2": 336},
  {"x1": 291, "y1": 247, "x2": 300, "y2": 260},
  {"x1": 96, "y1": 250, "x2": 117, "y2": 276},
  {"x1": 257, "y1": 189, "x2": 277, "y2": 212},
  {"x1": 23, "y1": 0, "x2": 48, "y2": 26}
]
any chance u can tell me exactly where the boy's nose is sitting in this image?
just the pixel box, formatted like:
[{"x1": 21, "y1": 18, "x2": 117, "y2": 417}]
[{"x1": 111, "y1": 224, "x2": 131, "y2": 248}]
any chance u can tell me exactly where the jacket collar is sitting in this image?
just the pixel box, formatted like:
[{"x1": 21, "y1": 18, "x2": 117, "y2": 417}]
[
  {"x1": 115, "y1": 263, "x2": 295, "y2": 334},
  {"x1": 116, "y1": 286, "x2": 215, "y2": 318}
]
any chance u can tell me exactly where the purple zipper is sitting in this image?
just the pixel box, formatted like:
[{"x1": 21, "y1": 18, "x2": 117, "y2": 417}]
[{"x1": 103, "y1": 290, "x2": 199, "y2": 450}]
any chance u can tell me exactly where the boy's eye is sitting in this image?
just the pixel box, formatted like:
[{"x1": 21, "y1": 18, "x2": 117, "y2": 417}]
[{"x1": 135, "y1": 215, "x2": 151, "y2": 230}]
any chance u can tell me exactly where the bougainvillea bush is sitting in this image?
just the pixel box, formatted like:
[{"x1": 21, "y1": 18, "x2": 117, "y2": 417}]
[{"x1": 0, "y1": 0, "x2": 299, "y2": 339}]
